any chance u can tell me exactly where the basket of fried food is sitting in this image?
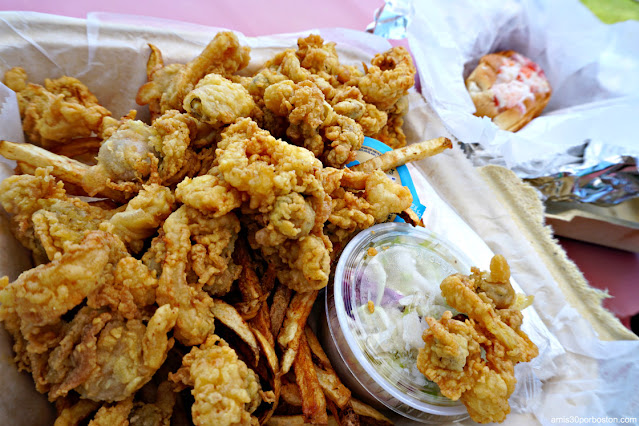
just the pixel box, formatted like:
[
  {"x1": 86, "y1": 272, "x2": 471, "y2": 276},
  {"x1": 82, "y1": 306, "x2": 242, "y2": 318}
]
[{"x1": 0, "y1": 30, "x2": 454, "y2": 425}]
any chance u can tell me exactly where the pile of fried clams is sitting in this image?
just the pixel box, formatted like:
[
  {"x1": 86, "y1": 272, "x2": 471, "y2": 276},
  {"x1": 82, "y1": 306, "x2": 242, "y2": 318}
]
[
  {"x1": 417, "y1": 255, "x2": 539, "y2": 423},
  {"x1": 0, "y1": 31, "x2": 438, "y2": 425}
]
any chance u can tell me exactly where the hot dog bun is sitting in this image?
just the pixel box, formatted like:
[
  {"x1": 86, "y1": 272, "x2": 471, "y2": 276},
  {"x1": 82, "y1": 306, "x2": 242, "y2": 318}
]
[{"x1": 465, "y1": 51, "x2": 551, "y2": 132}]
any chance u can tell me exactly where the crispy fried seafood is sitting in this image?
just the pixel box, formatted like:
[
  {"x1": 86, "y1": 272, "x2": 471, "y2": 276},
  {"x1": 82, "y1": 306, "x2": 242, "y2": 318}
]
[
  {"x1": 170, "y1": 335, "x2": 262, "y2": 426},
  {"x1": 4, "y1": 68, "x2": 111, "y2": 148},
  {"x1": 417, "y1": 255, "x2": 538, "y2": 424},
  {"x1": 0, "y1": 31, "x2": 446, "y2": 426}
]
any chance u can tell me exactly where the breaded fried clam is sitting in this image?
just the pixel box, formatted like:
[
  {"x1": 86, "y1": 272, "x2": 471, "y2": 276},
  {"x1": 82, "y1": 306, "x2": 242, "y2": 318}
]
[
  {"x1": 4, "y1": 68, "x2": 112, "y2": 148},
  {"x1": 136, "y1": 31, "x2": 251, "y2": 119},
  {"x1": 170, "y1": 335, "x2": 262, "y2": 426},
  {"x1": 417, "y1": 255, "x2": 538, "y2": 424}
]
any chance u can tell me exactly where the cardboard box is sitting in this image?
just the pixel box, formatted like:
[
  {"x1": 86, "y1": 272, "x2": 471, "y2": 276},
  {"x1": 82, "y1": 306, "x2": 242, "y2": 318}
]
[{"x1": 546, "y1": 198, "x2": 639, "y2": 252}]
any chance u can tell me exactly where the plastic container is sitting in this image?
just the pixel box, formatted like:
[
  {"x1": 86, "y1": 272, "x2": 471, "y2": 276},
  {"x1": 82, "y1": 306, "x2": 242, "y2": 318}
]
[{"x1": 321, "y1": 222, "x2": 473, "y2": 423}]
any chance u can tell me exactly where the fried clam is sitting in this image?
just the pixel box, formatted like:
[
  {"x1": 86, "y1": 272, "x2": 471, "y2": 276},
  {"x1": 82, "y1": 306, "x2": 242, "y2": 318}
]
[
  {"x1": 0, "y1": 168, "x2": 175, "y2": 263},
  {"x1": 250, "y1": 34, "x2": 415, "y2": 152},
  {"x1": 3, "y1": 67, "x2": 112, "y2": 148},
  {"x1": 417, "y1": 255, "x2": 538, "y2": 424},
  {"x1": 0, "y1": 230, "x2": 178, "y2": 402},
  {"x1": 262, "y1": 79, "x2": 365, "y2": 168},
  {"x1": 1, "y1": 108, "x2": 197, "y2": 201},
  {"x1": 136, "y1": 31, "x2": 251, "y2": 119},
  {"x1": 53, "y1": 379, "x2": 177, "y2": 426},
  {"x1": 0, "y1": 30, "x2": 458, "y2": 426},
  {"x1": 183, "y1": 73, "x2": 258, "y2": 128},
  {"x1": 170, "y1": 335, "x2": 262, "y2": 426}
]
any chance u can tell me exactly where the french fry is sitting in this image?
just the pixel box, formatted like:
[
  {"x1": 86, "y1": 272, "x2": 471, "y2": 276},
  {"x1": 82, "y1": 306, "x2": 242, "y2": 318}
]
[
  {"x1": 49, "y1": 137, "x2": 101, "y2": 160},
  {"x1": 278, "y1": 290, "x2": 318, "y2": 375},
  {"x1": 305, "y1": 327, "x2": 351, "y2": 409},
  {"x1": 250, "y1": 300, "x2": 274, "y2": 347},
  {"x1": 262, "y1": 262, "x2": 277, "y2": 294},
  {"x1": 233, "y1": 237, "x2": 264, "y2": 320},
  {"x1": 265, "y1": 415, "x2": 340, "y2": 426},
  {"x1": 349, "y1": 137, "x2": 452, "y2": 174},
  {"x1": 210, "y1": 299, "x2": 260, "y2": 363},
  {"x1": 398, "y1": 208, "x2": 425, "y2": 227},
  {"x1": 281, "y1": 382, "x2": 303, "y2": 407},
  {"x1": 294, "y1": 332, "x2": 328, "y2": 425},
  {"x1": 315, "y1": 369, "x2": 351, "y2": 411},
  {"x1": 260, "y1": 375, "x2": 282, "y2": 425},
  {"x1": 270, "y1": 283, "x2": 293, "y2": 339},
  {"x1": 253, "y1": 328, "x2": 279, "y2": 379},
  {"x1": 350, "y1": 399, "x2": 392, "y2": 426},
  {"x1": 0, "y1": 140, "x2": 129, "y2": 202},
  {"x1": 250, "y1": 301, "x2": 281, "y2": 424},
  {"x1": 304, "y1": 326, "x2": 332, "y2": 370},
  {"x1": 327, "y1": 399, "x2": 360, "y2": 426}
]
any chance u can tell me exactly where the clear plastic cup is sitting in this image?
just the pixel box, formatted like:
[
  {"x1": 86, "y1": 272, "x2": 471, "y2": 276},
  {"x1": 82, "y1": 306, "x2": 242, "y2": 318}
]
[{"x1": 321, "y1": 222, "x2": 473, "y2": 423}]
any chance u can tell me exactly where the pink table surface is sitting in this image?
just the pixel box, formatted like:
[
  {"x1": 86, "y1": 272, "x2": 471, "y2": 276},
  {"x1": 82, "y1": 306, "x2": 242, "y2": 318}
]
[{"x1": 4, "y1": 0, "x2": 639, "y2": 333}]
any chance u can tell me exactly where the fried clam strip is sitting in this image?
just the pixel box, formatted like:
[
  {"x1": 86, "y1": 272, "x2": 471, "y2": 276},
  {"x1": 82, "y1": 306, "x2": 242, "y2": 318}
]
[
  {"x1": 101, "y1": 183, "x2": 176, "y2": 253},
  {"x1": 157, "y1": 204, "x2": 243, "y2": 346},
  {"x1": 45, "y1": 304, "x2": 178, "y2": 402},
  {"x1": 170, "y1": 335, "x2": 262, "y2": 426},
  {"x1": 156, "y1": 205, "x2": 215, "y2": 346},
  {"x1": 0, "y1": 231, "x2": 127, "y2": 352},
  {"x1": 440, "y1": 266, "x2": 538, "y2": 363},
  {"x1": 136, "y1": 31, "x2": 251, "y2": 119},
  {"x1": 417, "y1": 255, "x2": 539, "y2": 424},
  {"x1": 3, "y1": 67, "x2": 112, "y2": 148},
  {"x1": 277, "y1": 290, "x2": 319, "y2": 374}
]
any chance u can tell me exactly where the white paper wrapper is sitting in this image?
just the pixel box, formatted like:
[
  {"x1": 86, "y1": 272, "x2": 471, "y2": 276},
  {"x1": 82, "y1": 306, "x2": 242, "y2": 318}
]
[
  {"x1": 0, "y1": 11, "x2": 636, "y2": 426},
  {"x1": 406, "y1": 0, "x2": 639, "y2": 174}
]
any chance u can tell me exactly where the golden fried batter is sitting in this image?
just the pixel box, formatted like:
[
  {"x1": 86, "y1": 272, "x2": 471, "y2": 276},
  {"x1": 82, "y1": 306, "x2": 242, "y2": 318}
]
[
  {"x1": 4, "y1": 68, "x2": 111, "y2": 147},
  {"x1": 170, "y1": 335, "x2": 262, "y2": 426},
  {"x1": 417, "y1": 255, "x2": 538, "y2": 424},
  {"x1": 183, "y1": 73, "x2": 257, "y2": 127},
  {"x1": 136, "y1": 32, "x2": 250, "y2": 118}
]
